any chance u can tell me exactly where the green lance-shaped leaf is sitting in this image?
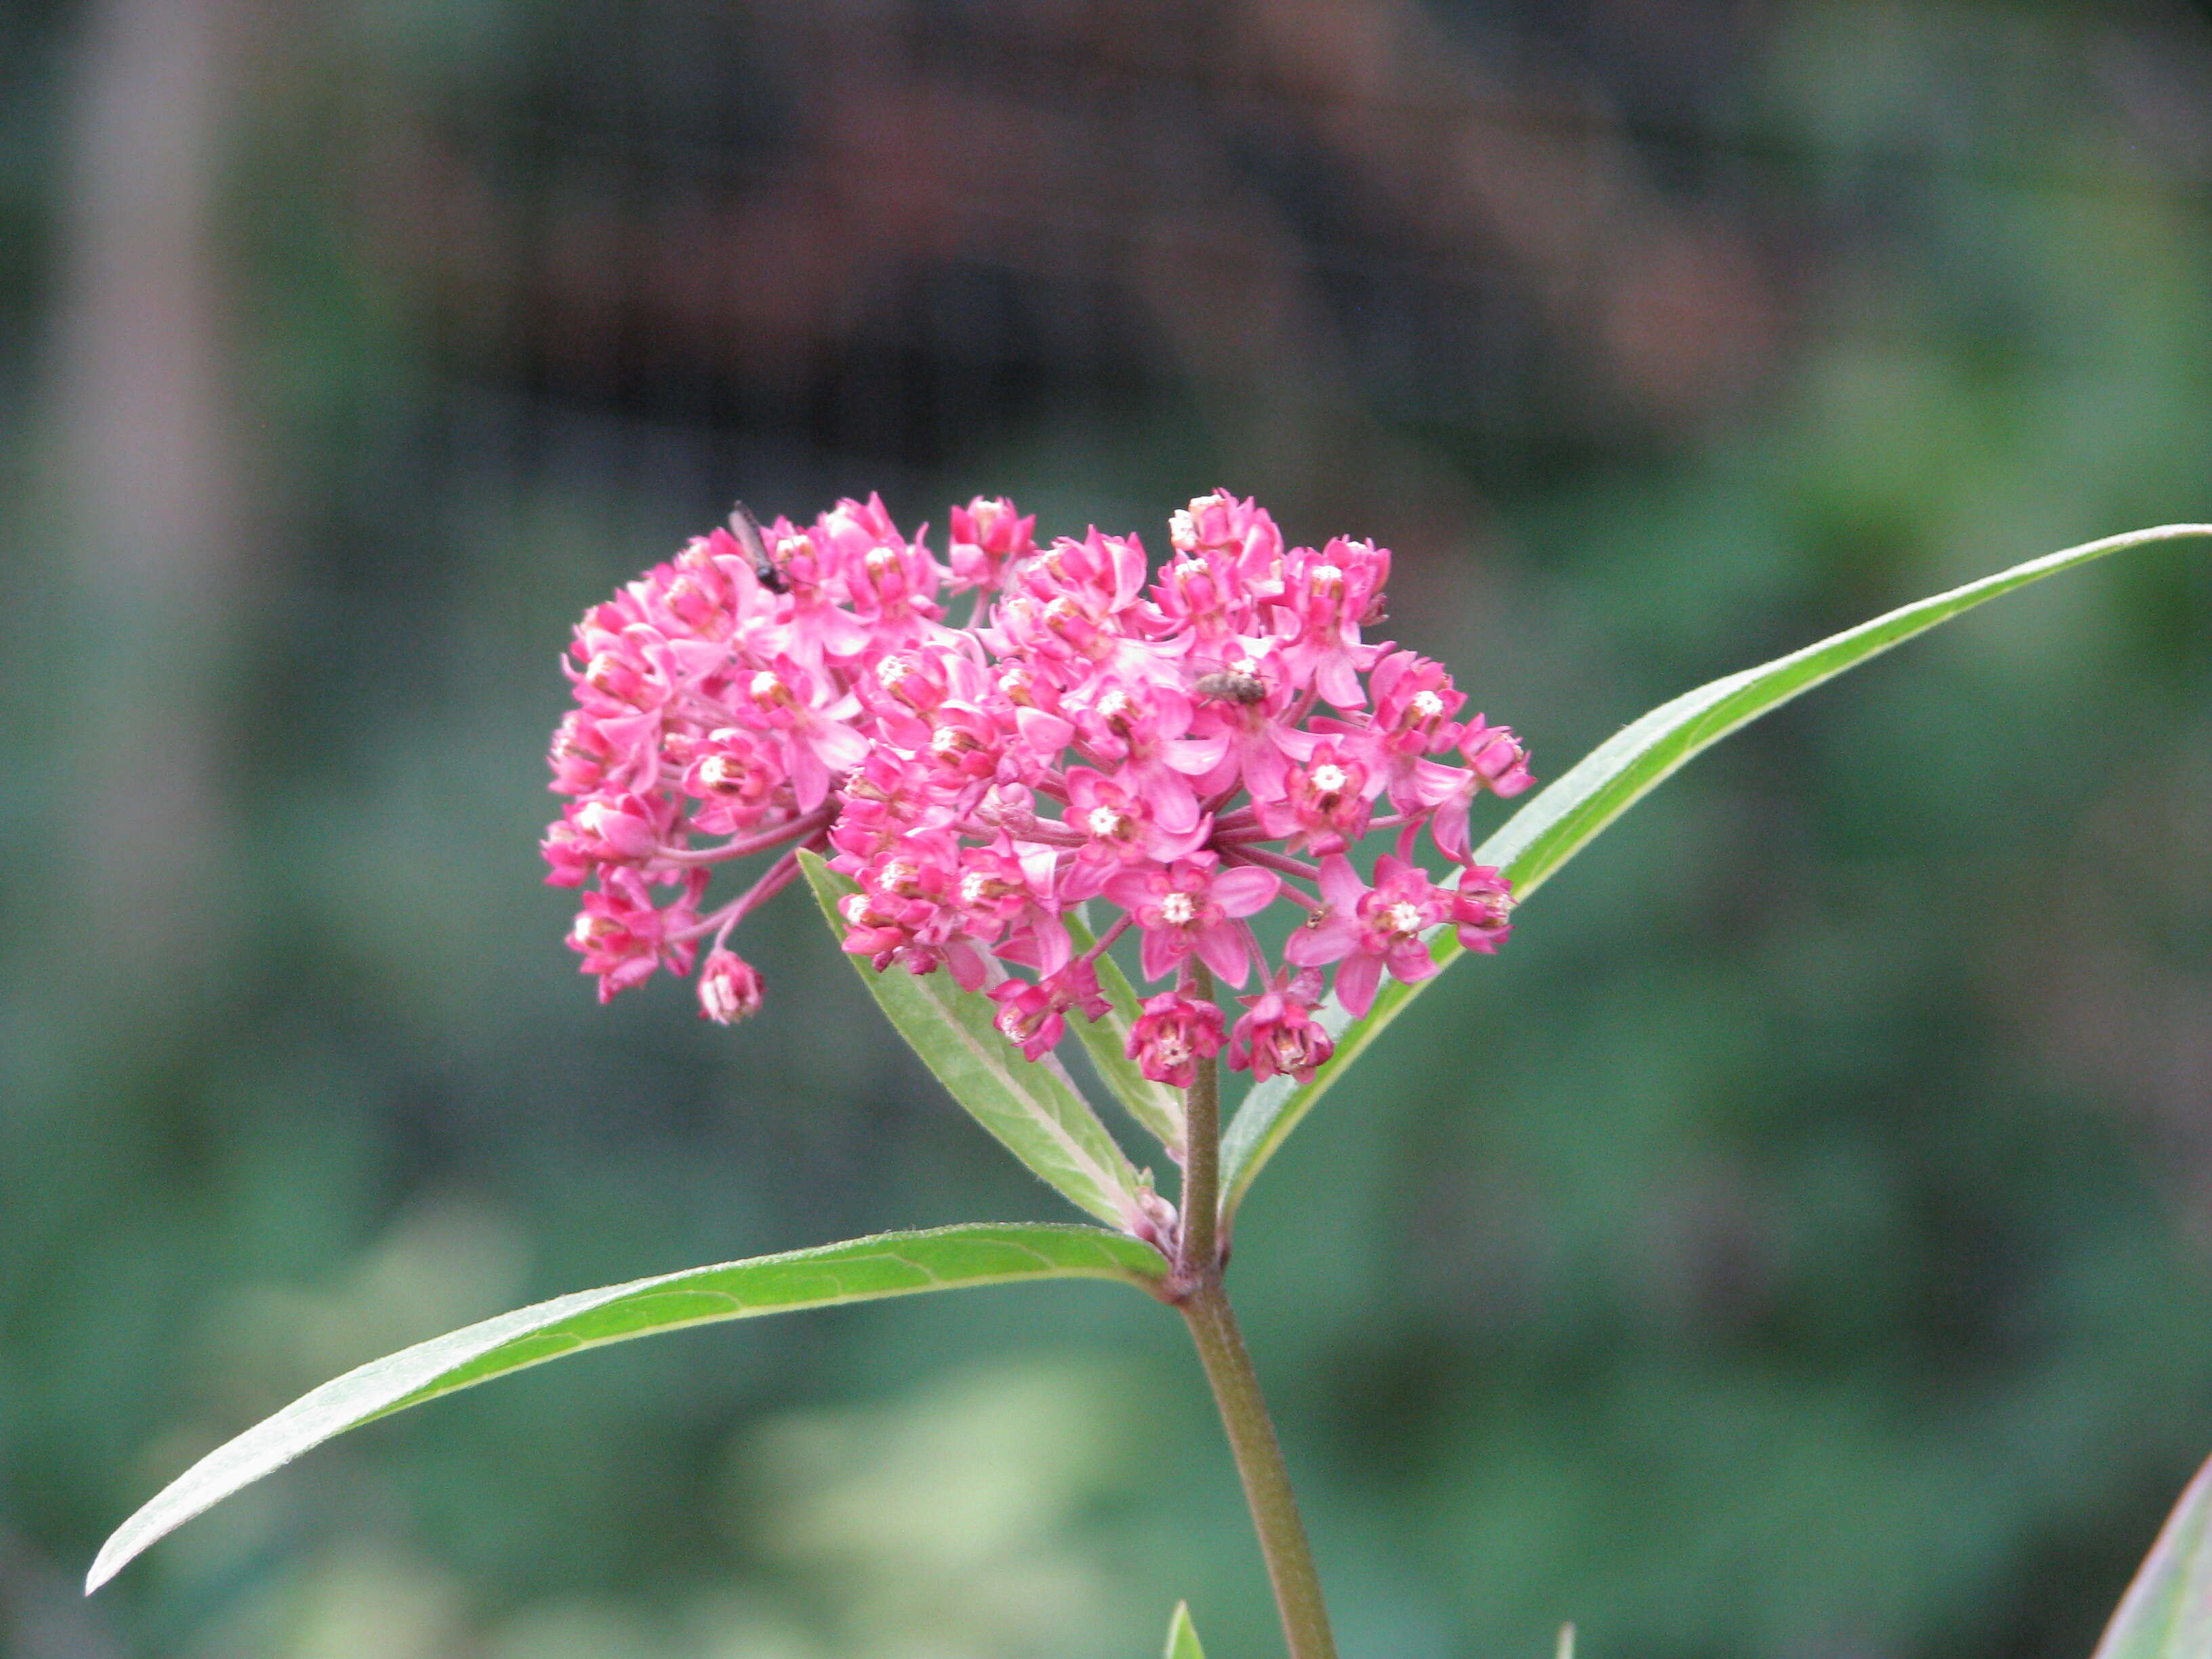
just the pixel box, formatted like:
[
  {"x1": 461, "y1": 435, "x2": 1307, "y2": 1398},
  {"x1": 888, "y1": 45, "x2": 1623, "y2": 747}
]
[
  {"x1": 1065, "y1": 907, "x2": 1186, "y2": 1154},
  {"x1": 1164, "y1": 1600, "x2": 1208, "y2": 1659},
  {"x1": 2091, "y1": 1446, "x2": 2212, "y2": 1659},
  {"x1": 88, "y1": 1222, "x2": 1166, "y2": 1592},
  {"x1": 800, "y1": 852, "x2": 1150, "y2": 1229},
  {"x1": 1221, "y1": 522, "x2": 2212, "y2": 1221}
]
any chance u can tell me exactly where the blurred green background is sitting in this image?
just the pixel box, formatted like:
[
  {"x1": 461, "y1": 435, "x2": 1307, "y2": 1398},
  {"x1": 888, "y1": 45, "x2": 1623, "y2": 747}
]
[{"x1": 7, "y1": 2, "x2": 2212, "y2": 1656}]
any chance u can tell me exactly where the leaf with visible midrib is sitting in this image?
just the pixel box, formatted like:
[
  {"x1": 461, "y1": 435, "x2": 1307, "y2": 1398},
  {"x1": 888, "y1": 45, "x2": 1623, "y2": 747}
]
[
  {"x1": 800, "y1": 851, "x2": 1149, "y2": 1229},
  {"x1": 2091, "y1": 1448, "x2": 2212, "y2": 1659},
  {"x1": 1164, "y1": 1600, "x2": 1208, "y2": 1659},
  {"x1": 88, "y1": 1223, "x2": 1166, "y2": 1592},
  {"x1": 1221, "y1": 522, "x2": 2212, "y2": 1221}
]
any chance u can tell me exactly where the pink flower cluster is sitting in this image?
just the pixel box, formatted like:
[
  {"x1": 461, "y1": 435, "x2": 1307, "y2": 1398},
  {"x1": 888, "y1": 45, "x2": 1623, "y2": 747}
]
[{"x1": 545, "y1": 491, "x2": 1529, "y2": 1092}]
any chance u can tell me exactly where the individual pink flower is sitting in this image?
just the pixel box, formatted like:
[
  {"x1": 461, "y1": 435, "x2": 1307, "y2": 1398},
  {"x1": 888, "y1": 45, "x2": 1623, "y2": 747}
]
[
  {"x1": 951, "y1": 843, "x2": 1071, "y2": 976},
  {"x1": 1061, "y1": 767, "x2": 1210, "y2": 897},
  {"x1": 1362, "y1": 651, "x2": 1469, "y2": 809},
  {"x1": 1227, "y1": 970, "x2": 1336, "y2": 1083},
  {"x1": 987, "y1": 957, "x2": 1112, "y2": 1059},
  {"x1": 1184, "y1": 642, "x2": 1302, "y2": 798},
  {"x1": 1284, "y1": 855, "x2": 1450, "y2": 1017},
  {"x1": 1128, "y1": 992, "x2": 1227, "y2": 1088},
  {"x1": 1252, "y1": 740, "x2": 1376, "y2": 855},
  {"x1": 548, "y1": 710, "x2": 626, "y2": 796},
  {"x1": 855, "y1": 647, "x2": 954, "y2": 740},
  {"x1": 1413, "y1": 719, "x2": 1535, "y2": 861},
  {"x1": 949, "y1": 496, "x2": 1036, "y2": 592},
  {"x1": 561, "y1": 791, "x2": 670, "y2": 866},
  {"x1": 682, "y1": 729, "x2": 787, "y2": 834},
  {"x1": 1169, "y1": 489, "x2": 1285, "y2": 569},
  {"x1": 1458, "y1": 717, "x2": 1533, "y2": 797},
  {"x1": 733, "y1": 657, "x2": 867, "y2": 811},
  {"x1": 698, "y1": 949, "x2": 766, "y2": 1023},
  {"x1": 1450, "y1": 867, "x2": 1515, "y2": 955},
  {"x1": 1103, "y1": 855, "x2": 1279, "y2": 986},
  {"x1": 567, "y1": 868, "x2": 707, "y2": 1002},
  {"x1": 989, "y1": 977, "x2": 1070, "y2": 1060},
  {"x1": 1275, "y1": 537, "x2": 1389, "y2": 708}
]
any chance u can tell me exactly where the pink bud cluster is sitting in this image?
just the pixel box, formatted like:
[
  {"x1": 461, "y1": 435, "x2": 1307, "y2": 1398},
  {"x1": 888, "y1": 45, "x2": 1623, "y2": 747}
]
[{"x1": 544, "y1": 491, "x2": 1529, "y2": 1092}]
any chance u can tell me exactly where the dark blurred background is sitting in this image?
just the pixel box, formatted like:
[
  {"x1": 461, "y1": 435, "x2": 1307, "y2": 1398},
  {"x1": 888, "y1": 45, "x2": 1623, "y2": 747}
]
[{"x1": 7, "y1": 1, "x2": 2212, "y2": 1655}]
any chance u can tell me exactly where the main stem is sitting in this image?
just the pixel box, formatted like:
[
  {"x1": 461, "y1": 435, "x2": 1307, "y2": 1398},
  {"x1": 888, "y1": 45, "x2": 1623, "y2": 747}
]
[{"x1": 1174, "y1": 967, "x2": 1336, "y2": 1659}]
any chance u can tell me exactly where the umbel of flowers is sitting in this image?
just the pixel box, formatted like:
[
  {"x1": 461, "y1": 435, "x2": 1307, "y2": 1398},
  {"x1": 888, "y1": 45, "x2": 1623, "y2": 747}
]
[{"x1": 544, "y1": 491, "x2": 1530, "y2": 1090}]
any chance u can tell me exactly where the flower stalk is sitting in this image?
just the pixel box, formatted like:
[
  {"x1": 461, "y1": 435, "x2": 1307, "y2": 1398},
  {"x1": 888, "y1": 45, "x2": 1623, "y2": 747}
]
[{"x1": 1172, "y1": 985, "x2": 1336, "y2": 1659}]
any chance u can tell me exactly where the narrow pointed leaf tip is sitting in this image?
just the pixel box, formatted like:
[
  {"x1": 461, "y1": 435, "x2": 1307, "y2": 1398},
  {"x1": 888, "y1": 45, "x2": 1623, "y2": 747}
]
[
  {"x1": 1221, "y1": 523, "x2": 2212, "y2": 1218},
  {"x1": 2092, "y1": 1448, "x2": 2212, "y2": 1659},
  {"x1": 1165, "y1": 1600, "x2": 1208, "y2": 1659},
  {"x1": 799, "y1": 851, "x2": 1149, "y2": 1229},
  {"x1": 87, "y1": 1223, "x2": 1164, "y2": 1593}
]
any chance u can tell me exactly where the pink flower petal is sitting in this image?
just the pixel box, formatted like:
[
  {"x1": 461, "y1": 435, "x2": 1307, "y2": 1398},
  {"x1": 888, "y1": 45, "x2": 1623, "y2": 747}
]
[
  {"x1": 1210, "y1": 865, "x2": 1281, "y2": 918},
  {"x1": 1195, "y1": 922, "x2": 1252, "y2": 986},
  {"x1": 1334, "y1": 951, "x2": 1383, "y2": 1017},
  {"x1": 1284, "y1": 914, "x2": 1358, "y2": 966},
  {"x1": 1316, "y1": 855, "x2": 1366, "y2": 912}
]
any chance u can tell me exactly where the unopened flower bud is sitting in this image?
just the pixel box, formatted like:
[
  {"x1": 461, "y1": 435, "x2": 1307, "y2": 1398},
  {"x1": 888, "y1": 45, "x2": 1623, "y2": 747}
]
[{"x1": 698, "y1": 950, "x2": 766, "y2": 1024}]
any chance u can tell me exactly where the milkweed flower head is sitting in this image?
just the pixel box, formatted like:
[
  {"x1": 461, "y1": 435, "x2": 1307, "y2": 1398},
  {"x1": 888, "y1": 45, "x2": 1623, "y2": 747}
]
[{"x1": 545, "y1": 490, "x2": 1528, "y2": 1086}]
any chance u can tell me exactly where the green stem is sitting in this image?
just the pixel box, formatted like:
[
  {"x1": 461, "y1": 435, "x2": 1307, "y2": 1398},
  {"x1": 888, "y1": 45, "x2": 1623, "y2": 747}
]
[
  {"x1": 1181, "y1": 1275, "x2": 1336, "y2": 1659},
  {"x1": 1176, "y1": 964, "x2": 1221, "y2": 1284},
  {"x1": 1172, "y1": 1006, "x2": 1336, "y2": 1659}
]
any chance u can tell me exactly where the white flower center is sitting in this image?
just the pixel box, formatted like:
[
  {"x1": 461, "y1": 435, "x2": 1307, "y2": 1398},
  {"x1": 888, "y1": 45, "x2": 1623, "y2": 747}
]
[
  {"x1": 1160, "y1": 893, "x2": 1197, "y2": 926},
  {"x1": 1411, "y1": 690, "x2": 1444, "y2": 720},
  {"x1": 930, "y1": 727, "x2": 964, "y2": 756},
  {"x1": 882, "y1": 861, "x2": 916, "y2": 893},
  {"x1": 1385, "y1": 901, "x2": 1423, "y2": 936},
  {"x1": 750, "y1": 670, "x2": 783, "y2": 701},
  {"x1": 1310, "y1": 764, "x2": 1347, "y2": 794},
  {"x1": 1088, "y1": 805, "x2": 1126, "y2": 837},
  {"x1": 699, "y1": 756, "x2": 740, "y2": 790},
  {"x1": 876, "y1": 657, "x2": 909, "y2": 684},
  {"x1": 866, "y1": 545, "x2": 898, "y2": 573},
  {"x1": 578, "y1": 800, "x2": 614, "y2": 835},
  {"x1": 1312, "y1": 564, "x2": 1343, "y2": 589},
  {"x1": 1097, "y1": 689, "x2": 1130, "y2": 722},
  {"x1": 959, "y1": 873, "x2": 991, "y2": 905}
]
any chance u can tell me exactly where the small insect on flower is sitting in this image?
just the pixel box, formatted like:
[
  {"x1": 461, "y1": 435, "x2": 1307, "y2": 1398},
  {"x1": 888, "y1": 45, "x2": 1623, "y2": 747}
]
[
  {"x1": 1194, "y1": 671, "x2": 1267, "y2": 704},
  {"x1": 729, "y1": 499, "x2": 785, "y2": 594}
]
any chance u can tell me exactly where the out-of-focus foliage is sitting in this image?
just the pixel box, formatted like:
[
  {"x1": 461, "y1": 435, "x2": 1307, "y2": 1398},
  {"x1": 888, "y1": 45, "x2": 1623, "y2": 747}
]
[{"x1": 6, "y1": 3, "x2": 2212, "y2": 1658}]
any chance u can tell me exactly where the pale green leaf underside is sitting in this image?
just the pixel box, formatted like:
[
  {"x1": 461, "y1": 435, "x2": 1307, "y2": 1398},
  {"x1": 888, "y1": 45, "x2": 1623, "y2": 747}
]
[
  {"x1": 1221, "y1": 523, "x2": 2212, "y2": 1220},
  {"x1": 88, "y1": 1223, "x2": 1165, "y2": 1592},
  {"x1": 798, "y1": 852, "x2": 1147, "y2": 1228},
  {"x1": 2092, "y1": 1447, "x2": 2212, "y2": 1659},
  {"x1": 1164, "y1": 1599, "x2": 1208, "y2": 1659},
  {"x1": 1066, "y1": 908, "x2": 1186, "y2": 1153}
]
